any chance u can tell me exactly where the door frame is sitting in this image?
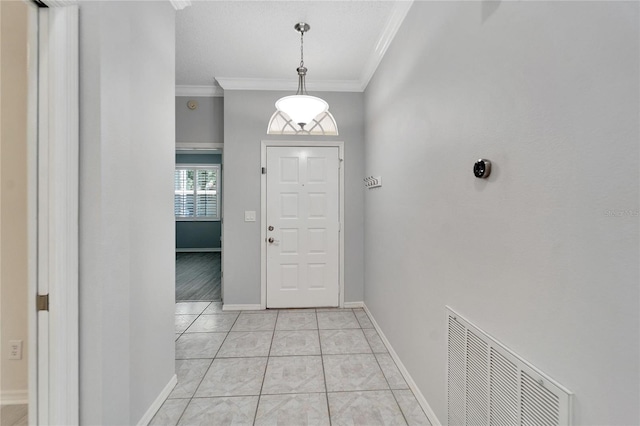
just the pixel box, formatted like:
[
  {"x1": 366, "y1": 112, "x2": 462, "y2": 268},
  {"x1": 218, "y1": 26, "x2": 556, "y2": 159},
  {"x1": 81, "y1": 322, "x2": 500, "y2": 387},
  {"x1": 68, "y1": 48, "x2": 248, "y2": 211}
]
[
  {"x1": 174, "y1": 144, "x2": 224, "y2": 299},
  {"x1": 260, "y1": 140, "x2": 345, "y2": 309},
  {"x1": 28, "y1": 3, "x2": 79, "y2": 424}
]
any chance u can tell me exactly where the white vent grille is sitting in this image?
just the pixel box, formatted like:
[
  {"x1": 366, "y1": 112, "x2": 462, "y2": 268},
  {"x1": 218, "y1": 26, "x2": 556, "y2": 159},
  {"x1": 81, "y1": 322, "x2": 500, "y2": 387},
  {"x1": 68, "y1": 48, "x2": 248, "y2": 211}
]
[{"x1": 447, "y1": 307, "x2": 572, "y2": 426}]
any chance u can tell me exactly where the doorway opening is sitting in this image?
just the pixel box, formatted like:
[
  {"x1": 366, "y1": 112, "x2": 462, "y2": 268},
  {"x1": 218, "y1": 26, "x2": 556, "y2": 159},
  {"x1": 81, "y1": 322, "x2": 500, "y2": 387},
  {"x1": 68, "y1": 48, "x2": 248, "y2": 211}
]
[{"x1": 174, "y1": 148, "x2": 223, "y2": 302}]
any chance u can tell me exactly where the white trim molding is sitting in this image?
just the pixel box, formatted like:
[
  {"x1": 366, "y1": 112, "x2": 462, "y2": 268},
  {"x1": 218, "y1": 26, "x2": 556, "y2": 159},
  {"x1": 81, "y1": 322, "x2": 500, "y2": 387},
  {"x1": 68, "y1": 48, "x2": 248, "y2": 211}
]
[
  {"x1": 359, "y1": 0, "x2": 414, "y2": 91},
  {"x1": 222, "y1": 304, "x2": 262, "y2": 311},
  {"x1": 26, "y1": 3, "x2": 39, "y2": 425},
  {"x1": 169, "y1": 0, "x2": 191, "y2": 11},
  {"x1": 38, "y1": 5, "x2": 79, "y2": 425},
  {"x1": 216, "y1": 78, "x2": 361, "y2": 93},
  {"x1": 0, "y1": 390, "x2": 29, "y2": 405},
  {"x1": 343, "y1": 301, "x2": 364, "y2": 309},
  {"x1": 176, "y1": 85, "x2": 223, "y2": 97},
  {"x1": 260, "y1": 141, "x2": 345, "y2": 310},
  {"x1": 136, "y1": 375, "x2": 177, "y2": 426},
  {"x1": 362, "y1": 303, "x2": 441, "y2": 426},
  {"x1": 175, "y1": 142, "x2": 223, "y2": 151},
  {"x1": 42, "y1": 0, "x2": 77, "y2": 6},
  {"x1": 177, "y1": 2, "x2": 413, "y2": 96}
]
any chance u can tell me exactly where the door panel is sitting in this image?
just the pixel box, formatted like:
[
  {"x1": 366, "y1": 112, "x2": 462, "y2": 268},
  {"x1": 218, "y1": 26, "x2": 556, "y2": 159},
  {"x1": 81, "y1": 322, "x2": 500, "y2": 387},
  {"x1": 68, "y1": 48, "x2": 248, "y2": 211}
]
[{"x1": 266, "y1": 146, "x2": 339, "y2": 308}]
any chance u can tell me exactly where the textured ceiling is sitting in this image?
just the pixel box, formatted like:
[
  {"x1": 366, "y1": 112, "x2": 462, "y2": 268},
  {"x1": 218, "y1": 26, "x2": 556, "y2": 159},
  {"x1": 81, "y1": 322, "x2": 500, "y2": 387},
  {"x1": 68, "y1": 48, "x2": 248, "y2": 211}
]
[{"x1": 176, "y1": 1, "x2": 407, "y2": 90}]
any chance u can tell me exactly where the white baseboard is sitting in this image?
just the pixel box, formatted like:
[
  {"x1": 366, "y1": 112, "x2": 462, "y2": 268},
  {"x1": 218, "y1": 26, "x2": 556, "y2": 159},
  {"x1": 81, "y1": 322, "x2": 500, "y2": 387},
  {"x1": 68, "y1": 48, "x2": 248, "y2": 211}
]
[
  {"x1": 137, "y1": 374, "x2": 177, "y2": 426},
  {"x1": 343, "y1": 301, "x2": 364, "y2": 309},
  {"x1": 0, "y1": 390, "x2": 28, "y2": 405},
  {"x1": 363, "y1": 304, "x2": 441, "y2": 426},
  {"x1": 223, "y1": 304, "x2": 262, "y2": 311},
  {"x1": 175, "y1": 248, "x2": 221, "y2": 253}
]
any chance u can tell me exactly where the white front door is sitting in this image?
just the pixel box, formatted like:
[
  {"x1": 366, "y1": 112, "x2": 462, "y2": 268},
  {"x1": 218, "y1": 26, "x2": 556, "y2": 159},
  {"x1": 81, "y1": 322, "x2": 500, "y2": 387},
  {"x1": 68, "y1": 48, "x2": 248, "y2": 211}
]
[{"x1": 266, "y1": 146, "x2": 340, "y2": 308}]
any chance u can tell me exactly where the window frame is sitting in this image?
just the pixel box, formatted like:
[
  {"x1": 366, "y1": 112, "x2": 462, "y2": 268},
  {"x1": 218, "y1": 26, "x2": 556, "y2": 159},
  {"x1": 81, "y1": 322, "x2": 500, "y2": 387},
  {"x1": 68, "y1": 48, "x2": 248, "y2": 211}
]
[{"x1": 174, "y1": 163, "x2": 221, "y2": 221}]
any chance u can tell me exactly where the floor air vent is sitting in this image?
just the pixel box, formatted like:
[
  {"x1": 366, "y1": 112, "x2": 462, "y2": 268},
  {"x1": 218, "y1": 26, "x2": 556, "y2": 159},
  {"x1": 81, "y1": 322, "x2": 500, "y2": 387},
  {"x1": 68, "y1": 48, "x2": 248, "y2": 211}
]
[{"x1": 447, "y1": 307, "x2": 572, "y2": 426}]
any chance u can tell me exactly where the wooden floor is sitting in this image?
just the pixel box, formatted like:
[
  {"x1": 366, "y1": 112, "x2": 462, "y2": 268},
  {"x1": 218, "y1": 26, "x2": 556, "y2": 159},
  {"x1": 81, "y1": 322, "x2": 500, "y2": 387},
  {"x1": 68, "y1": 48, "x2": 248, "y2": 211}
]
[
  {"x1": 176, "y1": 252, "x2": 221, "y2": 302},
  {"x1": 0, "y1": 405, "x2": 28, "y2": 426}
]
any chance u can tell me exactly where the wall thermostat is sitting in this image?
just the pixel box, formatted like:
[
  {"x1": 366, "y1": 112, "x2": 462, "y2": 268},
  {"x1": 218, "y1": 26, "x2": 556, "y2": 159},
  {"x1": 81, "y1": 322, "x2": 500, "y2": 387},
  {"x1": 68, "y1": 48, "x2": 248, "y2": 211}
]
[
  {"x1": 473, "y1": 159, "x2": 491, "y2": 178},
  {"x1": 187, "y1": 100, "x2": 198, "y2": 110}
]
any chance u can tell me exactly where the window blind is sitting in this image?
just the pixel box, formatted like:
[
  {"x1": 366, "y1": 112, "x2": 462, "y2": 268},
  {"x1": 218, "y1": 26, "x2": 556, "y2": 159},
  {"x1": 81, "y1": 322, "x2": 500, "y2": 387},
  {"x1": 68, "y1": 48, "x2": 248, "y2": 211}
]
[{"x1": 174, "y1": 165, "x2": 219, "y2": 220}]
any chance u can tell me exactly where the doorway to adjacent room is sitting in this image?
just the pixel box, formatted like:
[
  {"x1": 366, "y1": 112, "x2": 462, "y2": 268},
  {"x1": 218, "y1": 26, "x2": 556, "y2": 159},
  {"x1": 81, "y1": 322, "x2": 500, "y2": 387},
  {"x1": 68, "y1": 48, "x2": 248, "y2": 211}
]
[{"x1": 174, "y1": 148, "x2": 223, "y2": 302}]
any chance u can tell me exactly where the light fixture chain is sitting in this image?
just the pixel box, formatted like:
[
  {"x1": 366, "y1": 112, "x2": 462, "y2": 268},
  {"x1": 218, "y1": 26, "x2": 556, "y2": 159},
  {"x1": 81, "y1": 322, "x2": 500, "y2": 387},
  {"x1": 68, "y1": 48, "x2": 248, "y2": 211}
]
[{"x1": 299, "y1": 30, "x2": 304, "y2": 67}]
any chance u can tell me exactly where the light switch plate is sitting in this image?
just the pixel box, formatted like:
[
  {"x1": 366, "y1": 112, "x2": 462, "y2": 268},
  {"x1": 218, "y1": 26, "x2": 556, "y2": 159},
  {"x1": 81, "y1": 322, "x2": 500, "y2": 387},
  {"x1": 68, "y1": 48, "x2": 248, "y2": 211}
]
[
  {"x1": 9, "y1": 340, "x2": 22, "y2": 360},
  {"x1": 244, "y1": 211, "x2": 256, "y2": 222}
]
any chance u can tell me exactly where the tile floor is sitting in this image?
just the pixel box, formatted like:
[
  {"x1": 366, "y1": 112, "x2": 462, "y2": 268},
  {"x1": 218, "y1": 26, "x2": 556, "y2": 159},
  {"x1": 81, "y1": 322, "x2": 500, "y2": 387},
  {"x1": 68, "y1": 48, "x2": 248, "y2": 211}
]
[
  {"x1": 151, "y1": 303, "x2": 431, "y2": 426},
  {"x1": 0, "y1": 404, "x2": 28, "y2": 426}
]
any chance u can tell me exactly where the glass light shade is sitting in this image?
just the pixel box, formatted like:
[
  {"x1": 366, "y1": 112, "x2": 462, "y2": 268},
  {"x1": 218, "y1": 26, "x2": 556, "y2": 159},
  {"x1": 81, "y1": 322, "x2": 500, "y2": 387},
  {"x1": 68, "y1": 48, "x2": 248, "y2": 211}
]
[{"x1": 275, "y1": 95, "x2": 329, "y2": 127}]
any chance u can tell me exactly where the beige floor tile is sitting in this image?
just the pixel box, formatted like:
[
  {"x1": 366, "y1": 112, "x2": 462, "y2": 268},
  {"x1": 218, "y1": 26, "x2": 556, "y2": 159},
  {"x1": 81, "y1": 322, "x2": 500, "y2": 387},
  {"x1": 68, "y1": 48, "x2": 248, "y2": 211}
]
[
  {"x1": 175, "y1": 315, "x2": 199, "y2": 333},
  {"x1": 323, "y1": 354, "x2": 388, "y2": 392},
  {"x1": 319, "y1": 329, "x2": 371, "y2": 355},
  {"x1": 363, "y1": 328, "x2": 388, "y2": 353},
  {"x1": 217, "y1": 331, "x2": 273, "y2": 358},
  {"x1": 186, "y1": 313, "x2": 239, "y2": 333},
  {"x1": 195, "y1": 357, "x2": 267, "y2": 397},
  {"x1": 354, "y1": 309, "x2": 375, "y2": 329},
  {"x1": 175, "y1": 332, "x2": 227, "y2": 359},
  {"x1": 270, "y1": 330, "x2": 321, "y2": 356},
  {"x1": 175, "y1": 302, "x2": 211, "y2": 315},
  {"x1": 149, "y1": 399, "x2": 189, "y2": 426},
  {"x1": 231, "y1": 312, "x2": 278, "y2": 332},
  {"x1": 169, "y1": 359, "x2": 213, "y2": 399},
  {"x1": 254, "y1": 393, "x2": 330, "y2": 426},
  {"x1": 316, "y1": 311, "x2": 360, "y2": 330},
  {"x1": 178, "y1": 396, "x2": 258, "y2": 426},
  {"x1": 328, "y1": 391, "x2": 407, "y2": 426},
  {"x1": 375, "y1": 353, "x2": 409, "y2": 389},
  {"x1": 262, "y1": 356, "x2": 325, "y2": 394},
  {"x1": 0, "y1": 405, "x2": 28, "y2": 426},
  {"x1": 202, "y1": 302, "x2": 224, "y2": 314},
  {"x1": 275, "y1": 311, "x2": 318, "y2": 330},
  {"x1": 393, "y1": 390, "x2": 432, "y2": 426}
]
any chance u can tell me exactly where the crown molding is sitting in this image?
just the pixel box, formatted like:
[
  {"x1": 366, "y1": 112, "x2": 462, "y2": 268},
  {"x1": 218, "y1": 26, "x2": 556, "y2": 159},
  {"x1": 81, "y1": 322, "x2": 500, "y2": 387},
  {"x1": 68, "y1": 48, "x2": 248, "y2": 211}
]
[
  {"x1": 359, "y1": 0, "x2": 414, "y2": 91},
  {"x1": 176, "y1": 85, "x2": 224, "y2": 97},
  {"x1": 176, "y1": 1, "x2": 412, "y2": 95},
  {"x1": 176, "y1": 142, "x2": 224, "y2": 151},
  {"x1": 42, "y1": 0, "x2": 77, "y2": 6},
  {"x1": 216, "y1": 78, "x2": 362, "y2": 93},
  {"x1": 170, "y1": 0, "x2": 191, "y2": 11}
]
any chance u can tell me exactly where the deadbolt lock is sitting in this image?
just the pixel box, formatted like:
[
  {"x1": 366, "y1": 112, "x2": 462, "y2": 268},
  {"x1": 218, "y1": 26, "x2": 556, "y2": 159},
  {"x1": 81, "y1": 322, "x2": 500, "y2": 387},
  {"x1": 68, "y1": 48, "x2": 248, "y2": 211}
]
[{"x1": 268, "y1": 226, "x2": 274, "y2": 231}]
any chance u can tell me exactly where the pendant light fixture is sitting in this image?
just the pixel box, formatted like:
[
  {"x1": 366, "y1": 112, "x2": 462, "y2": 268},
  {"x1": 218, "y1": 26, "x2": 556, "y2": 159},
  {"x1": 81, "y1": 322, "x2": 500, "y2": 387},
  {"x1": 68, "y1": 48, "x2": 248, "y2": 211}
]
[{"x1": 275, "y1": 22, "x2": 329, "y2": 130}]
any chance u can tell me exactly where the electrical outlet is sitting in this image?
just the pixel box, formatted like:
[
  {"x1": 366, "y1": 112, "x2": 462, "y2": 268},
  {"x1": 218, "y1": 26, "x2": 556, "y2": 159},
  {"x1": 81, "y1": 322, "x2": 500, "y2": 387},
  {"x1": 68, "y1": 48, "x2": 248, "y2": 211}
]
[{"x1": 9, "y1": 340, "x2": 22, "y2": 360}]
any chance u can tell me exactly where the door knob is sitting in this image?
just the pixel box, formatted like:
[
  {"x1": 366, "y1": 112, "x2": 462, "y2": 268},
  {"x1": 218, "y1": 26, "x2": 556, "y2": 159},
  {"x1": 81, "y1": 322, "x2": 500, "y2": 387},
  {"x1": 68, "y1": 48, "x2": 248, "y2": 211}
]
[{"x1": 268, "y1": 237, "x2": 275, "y2": 243}]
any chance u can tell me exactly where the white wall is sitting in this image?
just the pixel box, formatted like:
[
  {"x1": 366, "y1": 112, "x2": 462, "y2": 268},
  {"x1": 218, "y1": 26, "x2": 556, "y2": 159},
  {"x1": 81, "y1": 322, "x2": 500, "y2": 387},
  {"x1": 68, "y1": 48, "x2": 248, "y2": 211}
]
[
  {"x1": 364, "y1": 2, "x2": 639, "y2": 425},
  {"x1": 0, "y1": 0, "x2": 29, "y2": 403},
  {"x1": 223, "y1": 90, "x2": 365, "y2": 305},
  {"x1": 79, "y1": 2, "x2": 176, "y2": 424}
]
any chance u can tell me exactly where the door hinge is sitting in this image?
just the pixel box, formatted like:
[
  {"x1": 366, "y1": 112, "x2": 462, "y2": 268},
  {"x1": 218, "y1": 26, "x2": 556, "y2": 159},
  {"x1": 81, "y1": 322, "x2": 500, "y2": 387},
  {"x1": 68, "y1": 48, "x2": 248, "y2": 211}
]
[
  {"x1": 261, "y1": 167, "x2": 266, "y2": 175},
  {"x1": 37, "y1": 294, "x2": 49, "y2": 312}
]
